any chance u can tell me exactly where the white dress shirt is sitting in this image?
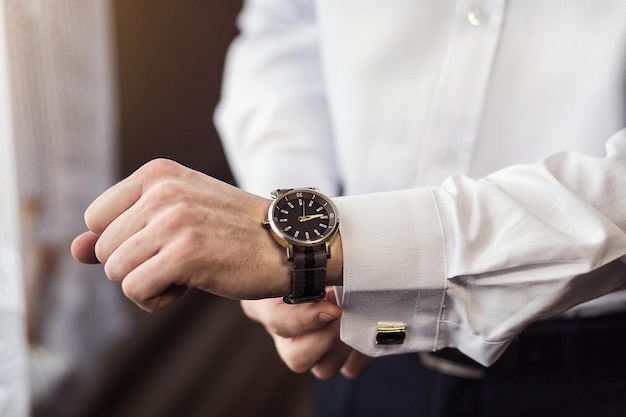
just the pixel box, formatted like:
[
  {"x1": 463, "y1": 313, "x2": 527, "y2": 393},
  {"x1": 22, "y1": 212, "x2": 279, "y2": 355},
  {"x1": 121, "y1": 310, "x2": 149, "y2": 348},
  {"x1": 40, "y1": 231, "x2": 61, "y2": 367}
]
[{"x1": 215, "y1": 0, "x2": 626, "y2": 366}]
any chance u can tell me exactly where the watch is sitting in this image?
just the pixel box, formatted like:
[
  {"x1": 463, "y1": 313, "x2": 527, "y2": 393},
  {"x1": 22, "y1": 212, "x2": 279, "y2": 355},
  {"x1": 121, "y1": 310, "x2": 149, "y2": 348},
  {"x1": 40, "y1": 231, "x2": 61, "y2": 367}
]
[{"x1": 263, "y1": 188, "x2": 340, "y2": 304}]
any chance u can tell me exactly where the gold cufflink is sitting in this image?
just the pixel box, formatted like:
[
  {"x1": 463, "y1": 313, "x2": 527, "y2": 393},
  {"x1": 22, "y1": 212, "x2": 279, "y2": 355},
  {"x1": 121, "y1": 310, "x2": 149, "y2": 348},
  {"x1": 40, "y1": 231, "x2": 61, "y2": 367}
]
[{"x1": 375, "y1": 323, "x2": 406, "y2": 345}]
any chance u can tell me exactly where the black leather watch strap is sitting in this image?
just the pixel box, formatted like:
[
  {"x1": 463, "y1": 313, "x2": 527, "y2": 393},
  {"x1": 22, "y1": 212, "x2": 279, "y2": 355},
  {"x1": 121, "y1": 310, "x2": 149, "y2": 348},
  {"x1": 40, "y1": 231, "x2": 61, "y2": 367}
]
[{"x1": 283, "y1": 250, "x2": 327, "y2": 304}]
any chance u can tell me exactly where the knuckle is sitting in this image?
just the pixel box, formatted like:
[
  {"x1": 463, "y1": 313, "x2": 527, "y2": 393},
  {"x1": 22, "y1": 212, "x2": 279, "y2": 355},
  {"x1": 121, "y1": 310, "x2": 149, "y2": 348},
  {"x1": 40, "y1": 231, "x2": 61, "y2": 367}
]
[
  {"x1": 138, "y1": 298, "x2": 165, "y2": 313},
  {"x1": 144, "y1": 181, "x2": 184, "y2": 207},
  {"x1": 150, "y1": 204, "x2": 199, "y2": 242},
  {"x1": 103, "y1": 260, "x2": 121, "y2": 283},
  {"x1": 168, "y1": 230, "x2": 202, "y2": 261},
  {"x1": 163, "y1": 203, "x2": 194, "y2": 227},
  {"x1": 83, "y1": 208, "x2": 98, "y2": 234},
  {"x1": 275, "y1": 340, "x2": 310, "y2": 373},
  {"x1": 266, "y1": 306, "x2": 313, "y2": 338},
  {"x1": 341, "y1": 367, "x2": 362, "y2": 379},
  {"x1": 141, "y1": 301, "x2": 160, "y2": 313},
  {"x1": 240, "y1": 301, "x2": 259, "y2": 321},
  {"x1": 312, "y1": 364, "x2": 340, "y2": 380},
  {"x1": 140, "y1": 158, "x2": 181, "y2": 178},
  {"x1": 274, "y1": 328, "x2": 292, "y2": 339},
  {"x1": 121, "y1": 278, "x2": 143, "y2": 304},
  {"x1": 93, "y1": 238, "x2": 109, "y2": 264},
  {"x1": 282, "y1": 352, "x2": 311, "y2": 374},
  {"x1": 84, "y1": 203, "x2": 108, "y2": 235},
  {"x1": 135, "y1": 302, "x2": 158, "y2": 313},
  {"x1": 266, "y1": 320, "x2": 289, "y2": 338}
]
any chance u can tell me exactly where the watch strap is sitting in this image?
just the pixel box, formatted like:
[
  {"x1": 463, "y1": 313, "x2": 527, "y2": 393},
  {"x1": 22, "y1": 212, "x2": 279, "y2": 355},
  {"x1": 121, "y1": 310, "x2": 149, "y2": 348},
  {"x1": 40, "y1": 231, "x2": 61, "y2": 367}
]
[{"x1": 283, "y1": 250, "x2": 327, "y2": 304}]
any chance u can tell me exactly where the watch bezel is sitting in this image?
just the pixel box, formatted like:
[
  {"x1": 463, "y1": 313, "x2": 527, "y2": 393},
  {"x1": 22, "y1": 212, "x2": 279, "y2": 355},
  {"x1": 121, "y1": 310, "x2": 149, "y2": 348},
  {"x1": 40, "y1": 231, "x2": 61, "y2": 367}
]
[{"x1": 266, "y1": 188, "x2": 340, "y2": 248}]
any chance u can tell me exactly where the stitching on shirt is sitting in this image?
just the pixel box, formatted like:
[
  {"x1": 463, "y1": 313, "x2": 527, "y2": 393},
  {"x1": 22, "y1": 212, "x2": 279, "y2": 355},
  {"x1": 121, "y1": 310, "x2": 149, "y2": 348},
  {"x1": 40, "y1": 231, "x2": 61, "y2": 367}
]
[
  {"x1": 431, "y1": 189, "x2": 449, "y2": 351},
  {"x1": 411, "y1": 253, "x2": 423, "y2": 340},
  {"x1": 410, "y1": 194, "x2": 424, "y2": 343}
]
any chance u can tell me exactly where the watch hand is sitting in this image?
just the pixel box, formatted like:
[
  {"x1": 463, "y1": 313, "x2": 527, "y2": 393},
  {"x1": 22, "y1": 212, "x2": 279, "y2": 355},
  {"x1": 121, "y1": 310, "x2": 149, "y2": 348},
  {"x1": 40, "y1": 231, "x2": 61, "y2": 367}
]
[{"x1": 298, "y1": 214, "x2": 325, "y2": 222}]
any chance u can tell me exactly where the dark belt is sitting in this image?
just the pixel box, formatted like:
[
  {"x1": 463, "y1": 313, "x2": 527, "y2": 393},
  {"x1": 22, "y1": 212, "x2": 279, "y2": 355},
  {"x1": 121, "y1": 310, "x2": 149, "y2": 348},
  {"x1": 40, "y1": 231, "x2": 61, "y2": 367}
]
[{"x1": 419, "y1": 311, "x2": 626, "y2": 379}]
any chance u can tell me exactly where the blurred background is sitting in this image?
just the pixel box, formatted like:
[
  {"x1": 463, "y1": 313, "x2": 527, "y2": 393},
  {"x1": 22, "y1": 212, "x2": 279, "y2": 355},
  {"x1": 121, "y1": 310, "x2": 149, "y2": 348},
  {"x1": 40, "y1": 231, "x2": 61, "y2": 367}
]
[{"x1": 1, "y1": 1, "x2": 313, "y2": 416}]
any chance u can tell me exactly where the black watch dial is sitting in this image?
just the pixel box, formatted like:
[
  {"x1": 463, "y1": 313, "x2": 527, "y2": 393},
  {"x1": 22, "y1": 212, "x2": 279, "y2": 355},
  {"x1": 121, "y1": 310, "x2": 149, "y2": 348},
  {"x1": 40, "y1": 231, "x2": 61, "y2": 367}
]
[{"x1": 269, "y1": 189, "x2": 339, "y2": 247}]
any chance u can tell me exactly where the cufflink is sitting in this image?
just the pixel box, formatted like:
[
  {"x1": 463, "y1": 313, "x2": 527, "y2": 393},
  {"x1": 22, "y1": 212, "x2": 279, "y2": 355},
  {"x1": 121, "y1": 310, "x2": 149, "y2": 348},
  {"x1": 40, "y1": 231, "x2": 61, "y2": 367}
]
[{"x1": 375, "y1": 323, "x2": 406, "y2": 345}]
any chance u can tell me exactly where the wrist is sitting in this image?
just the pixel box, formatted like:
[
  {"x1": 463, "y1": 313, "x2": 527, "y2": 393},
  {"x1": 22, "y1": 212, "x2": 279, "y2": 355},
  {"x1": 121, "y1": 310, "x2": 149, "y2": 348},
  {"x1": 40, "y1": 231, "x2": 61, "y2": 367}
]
[
  {"x1": 254, "y1": 197, "x2": 293, "y2": 298},
  {"x1": 262, "y1": 188, "x2": 342, "y2": 303},
  {"x1": 327, "y1": 232, "x2": 343, "y2": 287},
  {"x1": 262, "y1": 220, "x2": 342, "y2": 297}
]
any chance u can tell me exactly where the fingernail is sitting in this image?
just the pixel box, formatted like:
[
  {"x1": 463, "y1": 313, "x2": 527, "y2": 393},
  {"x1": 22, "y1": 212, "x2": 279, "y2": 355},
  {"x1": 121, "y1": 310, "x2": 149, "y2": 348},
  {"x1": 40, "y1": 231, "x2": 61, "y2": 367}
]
[{"x1": 318, "y1": 312, "x2": 339, "y2": 324}]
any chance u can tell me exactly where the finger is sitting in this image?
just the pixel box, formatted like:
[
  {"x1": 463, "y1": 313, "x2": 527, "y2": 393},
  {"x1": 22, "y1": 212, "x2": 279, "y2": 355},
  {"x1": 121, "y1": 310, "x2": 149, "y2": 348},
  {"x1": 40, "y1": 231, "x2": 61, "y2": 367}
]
[
  {"x1": 118, "y1": 258, "x2": 189, "y2": 312},
  {"x1": 84, "y1": 159, "x2": 186, "y2": 234},
  {"x1": 84, "y1": 175, "x2": 143, "y2": 235},
  {"x1": 117, "y1": 235, "x2": 196, "y2": 311},
  {"x1": 269, "y1": 287, "x2": 341, "y2": 337},
  {"x1": 266, "y1": 300, "x2": 341, "y2": 338},
  {"x1": 103, "y1": 226, "x2": 159, "y2": 284},
  {"x1": 273, "y1": 321, "x2": 339, "y2": 374},
  {"x1": 310, "y1": 338, "x2": 353, "y2": 380},
  {"x1": 125, "y1": 281, "x2": 188, "y2": 313},
  {"x1": 71, "y1": 231, "x2": 101, "y2": 264},
  {"x1": 94, "y1": 197, "x2": 149, "y2": 264},
  {"x1": 325, "y1": 286, "x2": 339, "y2": 304},
  {"x1": 90, "y1": 161, "x2": 218, "y2": 264},
  {"x1": 241, "y1": 298, "x2": 286, "y2": 326},
  {"x1": 341, "y1": 351, "x2": 375, "y2": 379},
  {"x1": 243, "y1": 297, "x2": 341, "y2": 338}
]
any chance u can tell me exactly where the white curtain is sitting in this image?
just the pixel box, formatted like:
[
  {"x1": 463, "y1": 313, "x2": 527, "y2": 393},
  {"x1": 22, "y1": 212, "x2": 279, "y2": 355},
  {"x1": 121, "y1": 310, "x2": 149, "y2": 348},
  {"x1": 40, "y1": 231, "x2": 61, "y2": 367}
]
[
  {"x1": 1, "y1": 0, "x2": 128, "y2": 412},
  {"x1": 0, "y1": 2, "x2": 29, "y2": 415}
]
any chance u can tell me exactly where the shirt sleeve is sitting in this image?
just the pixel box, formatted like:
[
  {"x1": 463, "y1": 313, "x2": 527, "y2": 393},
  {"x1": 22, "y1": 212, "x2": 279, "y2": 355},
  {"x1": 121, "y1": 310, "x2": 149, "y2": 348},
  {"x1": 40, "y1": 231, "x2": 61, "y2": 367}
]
[
  {"x1": 336, "y1": 128, "x2": 626, "y2": 367},
  {"x1": 214, "y1": 0, "x2": 340, "y2": 197}
]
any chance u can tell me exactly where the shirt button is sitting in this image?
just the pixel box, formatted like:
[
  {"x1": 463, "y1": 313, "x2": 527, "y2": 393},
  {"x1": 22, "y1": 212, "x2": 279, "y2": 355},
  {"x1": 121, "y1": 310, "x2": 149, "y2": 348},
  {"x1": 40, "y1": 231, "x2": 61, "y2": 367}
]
[
  {"x1": 467, "y1": 8, "x2": 488, "y2": 26},
  {"x1": 434, "y1": 148, "x2": 457, "y2": 165}
]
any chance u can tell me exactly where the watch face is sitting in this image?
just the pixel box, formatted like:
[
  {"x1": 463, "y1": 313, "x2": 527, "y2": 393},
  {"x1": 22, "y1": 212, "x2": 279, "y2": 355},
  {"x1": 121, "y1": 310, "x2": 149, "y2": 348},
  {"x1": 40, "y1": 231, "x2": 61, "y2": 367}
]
[{"x1": 269, "y1": 189, "x2": 339, "y2": 247}]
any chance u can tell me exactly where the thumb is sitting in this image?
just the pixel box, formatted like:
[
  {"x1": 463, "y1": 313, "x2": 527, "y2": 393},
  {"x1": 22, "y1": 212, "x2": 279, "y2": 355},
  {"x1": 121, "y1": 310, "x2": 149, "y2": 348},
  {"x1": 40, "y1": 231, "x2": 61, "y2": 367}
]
[{"x1": 71, "y1": 231, "x2": 101, "y2": 264}]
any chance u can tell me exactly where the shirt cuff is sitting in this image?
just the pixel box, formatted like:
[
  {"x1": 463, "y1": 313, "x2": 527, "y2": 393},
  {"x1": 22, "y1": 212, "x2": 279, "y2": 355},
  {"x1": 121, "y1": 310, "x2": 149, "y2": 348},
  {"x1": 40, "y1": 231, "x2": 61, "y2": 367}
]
[{"x1": 334, "y1": 189, "x2": 447, "y2": 357}]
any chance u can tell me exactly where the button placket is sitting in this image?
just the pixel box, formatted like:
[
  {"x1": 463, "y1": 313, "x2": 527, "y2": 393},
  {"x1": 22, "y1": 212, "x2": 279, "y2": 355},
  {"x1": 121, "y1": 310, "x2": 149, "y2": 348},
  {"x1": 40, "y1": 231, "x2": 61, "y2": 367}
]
[{"x1": 415, "y1": 0, "x2": 507, "y2": 187}]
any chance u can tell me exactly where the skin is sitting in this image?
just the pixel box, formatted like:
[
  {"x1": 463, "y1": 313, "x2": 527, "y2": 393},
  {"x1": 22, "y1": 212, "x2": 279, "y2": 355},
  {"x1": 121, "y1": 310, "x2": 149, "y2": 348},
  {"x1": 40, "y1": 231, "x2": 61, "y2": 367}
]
[
  {"x1": 241, "y1": 289, "x2": 373, "y2": 379},
  {"x1": 71, "y1": 158, "x2": 371, "y2": 378}
]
